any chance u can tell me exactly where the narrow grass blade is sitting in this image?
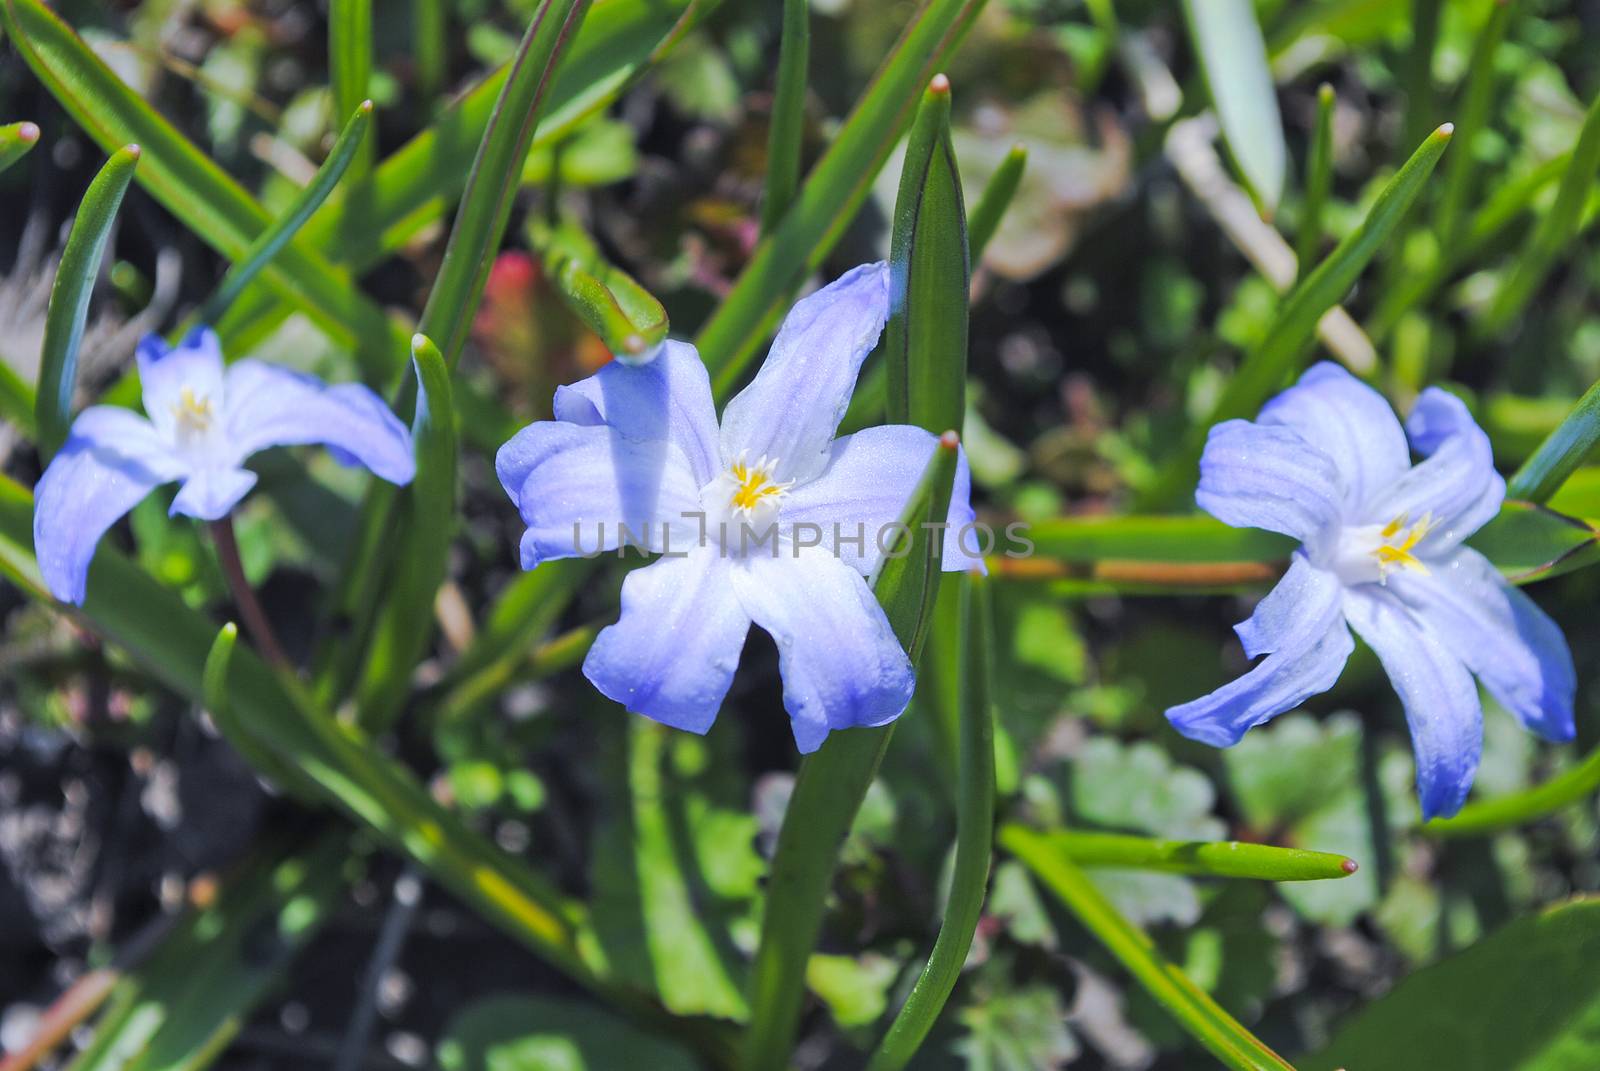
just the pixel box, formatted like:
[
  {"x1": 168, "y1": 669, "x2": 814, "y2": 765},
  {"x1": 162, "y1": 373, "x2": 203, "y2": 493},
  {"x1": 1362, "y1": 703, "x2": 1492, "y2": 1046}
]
[
  {"x1": 697, "y1": 0, "x2": 987, "y2": 397},
  {"x1": 1507, "y1": 376, "x2": 1600, "y2": 503},
  {"x1": 1013, "y1": 827, "x2": 1358, "y2": 881},
  {"x1": 1480, "y1": 87, "x2": 1600, "y2": 337},
  {"x1": 353, "y1": 335, "x2": 459, "y2": 731},
  {"x1": 531, "y1": 217, "x2": 669, "y2": 363},
  {"x1": 761, "y1": 0, "x2": 809, "y2": 234},
  {"x1": 413, "y1": 0, "x2": 446, "y2": 102},
  {"x1": 1432, "y1": 0, "x2": 1511, "y2": 245},
  {"x1": 1143, "y1": 123, "x2": 1452, "y2": 508},
  {"x1": 867, "y1": 572, "x2": 995, "y2": 1071},
  {"x1": 0, "y1": 0, "x2": 398, "y2": 377},
  {"x1": 968, "y1": 142, "x2": 1025, "y2": 262},
  {"x1": 0, "y1": 120, "x2": 40, "y2": 173},
  {"x1": 192, "y1": 100, "x2": 373, "y2": 329},
  {"x1": 1296, "y1": 84, "x2": 1335, "y2": 275},
  {"x1": 418, "y1": 0, "x2": 594, "y2": 368},
  {"x1": 1003, "y1": 825, "x2": 1296, "y2": 1071},
  {"x1": 1182, "y1": 0, "x2": 1285, "y2": 216},
  {"x1": 886, "y1": 75, "x2": 969, "y2": 436},
  {"x1": 742, "y1": 436, "x2": 962, "y2": 1071},
  {"x1": 1029, "y1": 515, "x2": 1293, "y2": 563},
  {"x1": 35, "y1": 143, "x2": 140, "y2": 460},
  {"x1": 328, "y1": 0, "x2": 374, "y2": 175}
]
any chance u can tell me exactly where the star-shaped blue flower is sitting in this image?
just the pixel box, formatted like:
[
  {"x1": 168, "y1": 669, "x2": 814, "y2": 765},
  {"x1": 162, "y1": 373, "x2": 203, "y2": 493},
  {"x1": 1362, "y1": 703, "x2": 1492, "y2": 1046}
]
[
  {"x1": 34, "y1": 327, "x2": 415, "y2": 605},
  {"x1": 1166, "y1": 362, "x2": 1576, "y2": 819},
  {"x1": 497, "y1": 262, "x2": 979, "y2": 752}
]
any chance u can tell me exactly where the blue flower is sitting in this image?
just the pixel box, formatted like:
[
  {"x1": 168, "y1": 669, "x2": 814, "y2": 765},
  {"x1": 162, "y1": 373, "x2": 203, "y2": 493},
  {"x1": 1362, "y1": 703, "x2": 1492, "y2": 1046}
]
[
  {"x1": 497, "y1": 262, "x2": 979, "y2": 752},
  {"x1": 1166, "y1": 362, "x2": 1576, "y2": 819},
  {"x1": 34, "y1": 327, "x2": 415, "y2": 605}
]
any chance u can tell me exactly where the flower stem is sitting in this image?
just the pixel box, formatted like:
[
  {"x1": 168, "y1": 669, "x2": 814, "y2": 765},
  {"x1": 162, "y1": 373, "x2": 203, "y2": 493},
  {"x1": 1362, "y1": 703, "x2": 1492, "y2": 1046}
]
[{"x1": 210, "y1": 517, "x2": 290, "y2": 669}]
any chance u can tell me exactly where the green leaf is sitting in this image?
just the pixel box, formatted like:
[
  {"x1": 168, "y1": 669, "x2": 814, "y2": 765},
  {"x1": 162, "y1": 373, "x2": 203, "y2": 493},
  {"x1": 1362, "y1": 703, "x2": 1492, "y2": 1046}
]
[
  {"x1": 1142, "y1": 123, "x2": 1453, "y2": 507},
  {"x1": 761, "y1": 0, "x2": 809, "y2": 234},
  {"x1": 886, "y1": 75, "x2": 969, "y2": 437},
  {"x1": 1012, "y1": 827, "x2": 1357, "y2": 882},
  {"x1": 743, "y1": 435, "x2": 964, "y2": 1071},
  {"x1": 1480, "y1": 87, "x2": 1600, "y2": 337},
  {"x1": 967, "y1": 142, "x2": 1026, "y2": 263},
  {"x1": 530, "y1": 217, "x2": 668, "y2": 362},
  {"x1": 191, "y1": 100, "x2": 374, "y2": 330},
  {"x1": 415, "y1": 0, "x2": 592, "y2": 368},
  {"x1": 1182, "y1": 0, "x2": 1285, "y2": 215},
  {"x1": 1027, "y1": 514, "x2": 1293, "y2": 563},
  {"x1": 1306, "y1": 899, "x2": 1600, "y2": 1071},
  {"x1": 697, "y1": 0, "x2": 986, "y2": 397},
  {"x1": 0, "y1": 119, "x2": 41, "y2": 174},
  {"x1": 868, "y1": 574, "x2": 996, "y2": 1071},
  {"x1": 1296, "y1": 83, "x2": 1335, "y2": 274},
  {"x1": 35, "y1": 143, "x2": 140, "y2": 459},
  {"x1": 1432, "y1": 0, "x2": 1512, "y2": 246},
  {"x1": 954, "y1": 981, "x2": 1078, "y2": 1071},
  {"x1": 69, "y1": 833, "x2": 350, "y2": 1071},
  {"x1": 1002, "y1": 825, "x2": 1294, "y2": 1071},
  {"x1": 0, "y1": 0, "x2": 399, "y2": 377},
  {"x1": 1465, "y1": 500, "x2": 1600, "y2": 583},
  {"x1": 1507, "y1": 377, "x2": 1600, "y2": 504},
  {"x1": 328, "y1": 0, "x2": 374, "y2": 176},
  {"x1": 352, "y1": 335, "x2": 459, "y2": 730},
  {"x1": 438, "y1": 995, "x2": 700, "y2": 1071}
]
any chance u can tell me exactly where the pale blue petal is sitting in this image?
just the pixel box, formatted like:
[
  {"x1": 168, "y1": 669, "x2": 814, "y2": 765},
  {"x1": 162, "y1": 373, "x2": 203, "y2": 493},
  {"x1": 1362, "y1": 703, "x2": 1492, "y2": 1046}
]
[
  {"x1": 1257, "y1": 361, "x2": 1409, "y2": 515},
  {"x1": 169, "y1": 467, "x2": 259, "y2": 521},
  {"x1": 1369, "y1": 387, "x2": 1503, "y2": 550},
  {"x1": 138, "y1": 328, "x2": 225, "y2": 440},
  {"x1": 1343, "y1": 586, "x2": 1482, "y2": 821},
  {"x1": 221, "y1": 360, "x2": 415, "y2": 484},
  {"x1": 1391, "y1": 547, "x2": 1575, "y2": 742},
  {"x1": 33, "y1": 407, "x2": 186, "y2": 605},
  {"x1": 496, "y1": 421, "x2": 702, "y2": 568},
  {"x1": 1166, "y1": 555, "x2": 1351, "y2": 747},
  {"x1": 730, "y1": 552, "x2": 914, "y2": 753},
  {"x1": 779, "y1": 425, "x2": 981, "y2": 574},
  {"x1": 1195, "y1": 419, "x2": 1345, "y2": 553},
  {"x1": 583, "y1": 548, "x2": 751, "y2": 734},
  {"x1": 551, "y1": 340, "x2": 721, "y2": 485},
  {"x1": 719, "y1": 262, "x2": 891, "y2": 484}
]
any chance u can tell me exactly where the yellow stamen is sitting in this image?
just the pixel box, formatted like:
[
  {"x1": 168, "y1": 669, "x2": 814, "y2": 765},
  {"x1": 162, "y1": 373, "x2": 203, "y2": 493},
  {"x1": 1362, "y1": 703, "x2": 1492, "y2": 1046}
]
[
  {"x1": 727, "y1": 455, "x2": 791, "y2": 515},
  {"x1": 172, "y1": 386, "x2": 214, "y2": 431},
  {"x1": 1372, "y1": 512, "x2": 1434, "y2": 578}
]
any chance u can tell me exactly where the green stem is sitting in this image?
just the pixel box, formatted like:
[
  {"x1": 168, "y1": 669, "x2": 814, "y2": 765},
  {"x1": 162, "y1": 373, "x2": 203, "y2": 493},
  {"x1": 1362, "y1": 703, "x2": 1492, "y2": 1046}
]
[
  {"x1": 1002, "y1": 825, "x2": 1295, "y2": 1071},
  {"x1": 867, "y1": 573, "x2": 996, "y2": 1071},
  {"x1": 209, "y1": 517, "x2": 290, "y2": 670}
]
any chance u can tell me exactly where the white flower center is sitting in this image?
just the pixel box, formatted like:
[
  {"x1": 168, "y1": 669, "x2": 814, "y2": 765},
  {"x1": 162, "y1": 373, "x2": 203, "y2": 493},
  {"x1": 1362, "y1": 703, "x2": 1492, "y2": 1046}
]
[
  {"x1": 700, "y1": 453, "x2": 793, "y2": 552},
  {"x1": 170, "y1": 385, "x2": 219, "y2": 453},
  {"x1": 1331, "y1": 511, "x2": 1435, "y2": 586}
]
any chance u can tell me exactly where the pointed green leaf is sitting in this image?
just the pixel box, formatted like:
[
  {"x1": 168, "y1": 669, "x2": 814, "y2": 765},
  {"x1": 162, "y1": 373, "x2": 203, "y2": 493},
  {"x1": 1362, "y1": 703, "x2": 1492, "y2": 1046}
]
[
  {"x1": 1009, "y1": 827, "x2": 1356, "y2": 882},
  {"x1": 0, "y1": 119, "x2": 40, "y2": 173},
  {"x1": 36, "y1": 143, "x2": 140, "y2": 459},
  {"x1": 760, "y1": 0, "x2": 810, "y2": 234},
  {"x1": 192, "y1": 100, "x2": 374, "y2": 329},
  {"x1": 1465, "y1": 500, "x2": 1600, "y2": 583},
  {"x1": 886, "y1": 74, "x2": 970, "y2": 437},
  {"x1": 1432, "y1": 0, "x2": 1512, "y2": 246},
  {"x1": 418, "y1": 0, "x2": 595, "y2": 368},
  {"x1": 531, "y1": 217, "x2": 668, "y2": 362},
  {"x1": 1143, "y1": 123, "x2": 1453, "y2": 507},
  {"x1": 1182, "y1": 0, "x2": 1285, "y2": 215},
  {"x1": 1507, "y1": 376, "x2": 1600, "y2": 504},
  {"x1": 328, "y1": 0, "x2": 374, "y2": 176},
  {"x1": 697, "y1": 0, "x2": 987, "y2": 396},
  {"x1": 968, "y1": 142, "x2": 1025, "y2": 262},
  {"x1": 353, "y1": 334, "x2": 459, "y2": 730},
  {"x1": 1297, "y1": 83, "x2": 1335, "y2": 274},
  {"x1": 1002, "y1": 825, "x2": 1295, "y2": 1071},
  {"x1": 868, "y1": 573, "x2": 996, "y2": 1071}
]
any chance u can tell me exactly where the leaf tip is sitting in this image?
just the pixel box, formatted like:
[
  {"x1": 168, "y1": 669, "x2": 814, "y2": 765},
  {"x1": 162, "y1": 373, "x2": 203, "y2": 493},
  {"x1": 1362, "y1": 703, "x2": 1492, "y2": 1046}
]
[
  {"x1": 122, "y1": 142, "x2": 142, "y2": 160},
  {"x1": 1340, "y1": 857, "x2": 1359, "y2": 875},
  {"x1": 1434, "y1": 122, "x2": 1455, "y2": 139},
  {"x1": 938, "y1": 429, "x2": 960, "y2": 450},
  {"x1": 929, "y1": 72, "x2": 951, "y2": 96},
  {"x1": 359, "y1": 99, "x2": 376, "y2": 114},
  {"x1": 17, "y1": 121, "x2": 39, "y2": 143},
  {"x1": 1317, "y1": 82, "x2": 1335, "y2": 105}
]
